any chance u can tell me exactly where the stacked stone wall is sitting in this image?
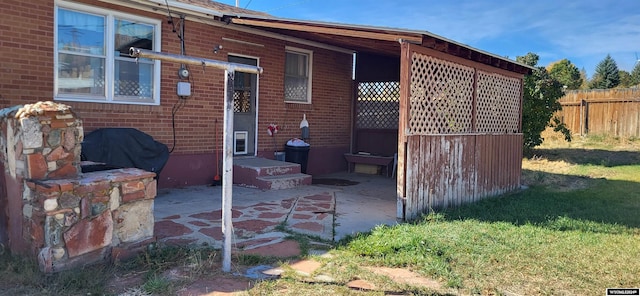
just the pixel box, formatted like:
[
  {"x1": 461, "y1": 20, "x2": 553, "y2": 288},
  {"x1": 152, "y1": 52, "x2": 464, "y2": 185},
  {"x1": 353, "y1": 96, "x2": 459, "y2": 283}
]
[{"x1": 0, "y1": 101, "x2": 157, "y2": 272}]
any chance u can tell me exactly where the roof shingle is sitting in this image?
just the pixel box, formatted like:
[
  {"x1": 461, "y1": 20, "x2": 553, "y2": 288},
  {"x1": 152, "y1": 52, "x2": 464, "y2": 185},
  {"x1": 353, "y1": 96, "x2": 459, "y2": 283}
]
[{"x1": 175, "y1": 0, "x2": 270, "y2": 17}]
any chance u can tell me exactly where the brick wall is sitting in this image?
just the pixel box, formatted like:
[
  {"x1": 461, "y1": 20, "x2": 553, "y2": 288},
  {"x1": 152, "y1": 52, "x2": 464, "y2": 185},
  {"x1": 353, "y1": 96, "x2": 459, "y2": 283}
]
[
  {"x1": 1, "y1": 0, "x2": 353, "y2": 186},
  {"x1": 0, "y1": 0, "x2": 55, "y2": 103}
]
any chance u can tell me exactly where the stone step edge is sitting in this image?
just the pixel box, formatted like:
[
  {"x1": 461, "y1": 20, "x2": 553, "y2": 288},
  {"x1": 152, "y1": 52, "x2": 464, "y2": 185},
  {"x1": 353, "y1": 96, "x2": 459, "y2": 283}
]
[
  {"x1": 256, "y1": 173, "x2": 312, "y2": 190},
  {"x1": 234, "y1": 162, "x2": 302, "y2": 177},
  {"x1": 256, "y1": 173, "x2": 311, "y2": 180}
]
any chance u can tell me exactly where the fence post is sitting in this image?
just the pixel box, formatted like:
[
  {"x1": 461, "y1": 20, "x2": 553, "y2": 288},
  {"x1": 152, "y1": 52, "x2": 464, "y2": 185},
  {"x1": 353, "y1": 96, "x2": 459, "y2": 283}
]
[
  {"x1": 579, "y1": 99, "x2": 584, "y2": 136},
  {"x1": 580, "y1": 99, "x2": 589, "y2": 136}
]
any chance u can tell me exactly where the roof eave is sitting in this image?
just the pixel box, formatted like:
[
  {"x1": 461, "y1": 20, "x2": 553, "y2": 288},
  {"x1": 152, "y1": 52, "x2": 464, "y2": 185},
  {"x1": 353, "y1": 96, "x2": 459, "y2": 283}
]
[
  {"x1": 228, "y1": 15, "x2": 534, "y2": 74},
  {"x1": 230, "y1": 17, "x2": 423, "y2": 44},
  {"x1": 129, "y1": 0, "x2": 224, "y2": 17}
]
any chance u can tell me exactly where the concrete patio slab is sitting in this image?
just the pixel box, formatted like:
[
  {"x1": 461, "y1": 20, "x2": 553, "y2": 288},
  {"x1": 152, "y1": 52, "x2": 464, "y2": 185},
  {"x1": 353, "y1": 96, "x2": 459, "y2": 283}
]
[{"x1": 153, "y1": 172, "x2": 398, "y2": 251}]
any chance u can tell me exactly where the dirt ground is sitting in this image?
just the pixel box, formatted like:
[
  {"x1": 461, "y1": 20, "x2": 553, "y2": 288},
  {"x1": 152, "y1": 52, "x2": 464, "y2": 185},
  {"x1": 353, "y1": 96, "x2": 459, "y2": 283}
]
[{"x1": 108, "y1": 240, "x2": 447, "y2": 296}]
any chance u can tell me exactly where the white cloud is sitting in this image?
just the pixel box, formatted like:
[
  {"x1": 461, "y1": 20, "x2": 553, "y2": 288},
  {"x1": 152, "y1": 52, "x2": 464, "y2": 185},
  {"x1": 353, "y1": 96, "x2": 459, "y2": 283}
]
[
  {"x1": 234, "y1": 0, "x2": 640, "y2": 73},
  {"x1": 550, "y1": 14, "x2": 640, "y2": 57}
]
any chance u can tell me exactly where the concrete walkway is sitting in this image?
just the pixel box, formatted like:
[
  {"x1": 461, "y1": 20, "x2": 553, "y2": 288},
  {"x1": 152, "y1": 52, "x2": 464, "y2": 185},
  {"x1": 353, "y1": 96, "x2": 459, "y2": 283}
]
[{"x1": 153, "y1": 172, "x2": 398, "y2": 253}]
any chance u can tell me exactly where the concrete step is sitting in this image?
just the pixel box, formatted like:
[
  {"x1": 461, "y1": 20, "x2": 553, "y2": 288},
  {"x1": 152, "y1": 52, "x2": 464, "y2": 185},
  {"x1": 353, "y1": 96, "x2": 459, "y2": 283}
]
[
  {"x1": 233, "y1": 157, "x2": 310, "y2": 190},
  {"x1": 234, "y1": 158, "x2": 301, "y2": 177},
  {"x1": 255, "y1": 173, "x2": 312, "y2": 190}
]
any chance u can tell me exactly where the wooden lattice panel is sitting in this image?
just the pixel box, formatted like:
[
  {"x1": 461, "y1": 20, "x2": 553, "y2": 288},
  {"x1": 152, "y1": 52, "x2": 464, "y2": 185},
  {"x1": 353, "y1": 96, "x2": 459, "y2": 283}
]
[
  {"x1": 476, "y1": 71, "x2": 521, "y2": 133},
  {"x1": 409, "y1": 53, "x2": 475, "y2": 134},
  {"x1": 356, "y1": 81, "x2": 400, "y2": 129}
]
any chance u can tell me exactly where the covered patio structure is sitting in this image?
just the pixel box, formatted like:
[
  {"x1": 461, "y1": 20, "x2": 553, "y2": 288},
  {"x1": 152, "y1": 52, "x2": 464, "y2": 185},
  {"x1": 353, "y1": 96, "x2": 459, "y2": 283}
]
[{"x1": 228, "y1": 16, "x2": 531, "y2": 220}]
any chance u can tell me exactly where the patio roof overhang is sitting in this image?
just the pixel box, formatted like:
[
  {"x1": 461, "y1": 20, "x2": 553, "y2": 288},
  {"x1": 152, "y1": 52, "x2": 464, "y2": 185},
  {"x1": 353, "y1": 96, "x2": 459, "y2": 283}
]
[
  {"x1": 109, "y1": 0, "x2": 531, "y2": 74},
  {"x1": 227, "y1": 16, "x2": 533, "y2": 75}
]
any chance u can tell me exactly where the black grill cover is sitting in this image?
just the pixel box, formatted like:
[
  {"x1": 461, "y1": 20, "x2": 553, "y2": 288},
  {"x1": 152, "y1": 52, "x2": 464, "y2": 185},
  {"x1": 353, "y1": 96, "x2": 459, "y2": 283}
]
[{"x1": 81, "y1": 128, "x2": 169, "y2": 175}]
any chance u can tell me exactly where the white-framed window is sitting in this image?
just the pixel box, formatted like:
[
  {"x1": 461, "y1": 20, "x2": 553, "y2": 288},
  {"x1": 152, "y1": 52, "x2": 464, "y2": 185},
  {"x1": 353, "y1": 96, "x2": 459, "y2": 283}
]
[
  {"x1": 54, "y1": 1, "x2": 161, "y2": 105},
  {"x1": 284, "y1": 46, "x2": 312, "y2": 104}
]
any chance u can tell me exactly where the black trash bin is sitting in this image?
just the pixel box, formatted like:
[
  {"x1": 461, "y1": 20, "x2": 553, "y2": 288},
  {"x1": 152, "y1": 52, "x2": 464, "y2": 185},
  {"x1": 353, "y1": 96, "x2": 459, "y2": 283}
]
[{"x1": 285, "y1": 144, "x2": 310, "y2": 174}]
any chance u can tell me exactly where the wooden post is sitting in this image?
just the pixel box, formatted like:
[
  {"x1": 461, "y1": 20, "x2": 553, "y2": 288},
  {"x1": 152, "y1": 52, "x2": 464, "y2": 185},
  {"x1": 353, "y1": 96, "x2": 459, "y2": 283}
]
[
  {"x1": 396, "y1": 41, "x2": 411, "y2": 221},
  {"x1": 580, "y1": 99, "x2": 584, "y2": 136}
]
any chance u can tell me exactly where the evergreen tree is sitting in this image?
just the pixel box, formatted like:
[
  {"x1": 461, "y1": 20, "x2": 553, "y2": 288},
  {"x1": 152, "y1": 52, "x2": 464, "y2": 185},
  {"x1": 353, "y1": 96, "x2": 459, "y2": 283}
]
[
  {"x1": 579, "y1": 67, "x2": 590, "y2": 89},
  {"x1": 618, "y1": 70, "x2": 633, "y2": 88},
  {"x1": 590, "y1": 54, "x2": 620, "y2": 89},
  {"x1": 630, "y1": 62, "x2": 640, "y2": 86}
]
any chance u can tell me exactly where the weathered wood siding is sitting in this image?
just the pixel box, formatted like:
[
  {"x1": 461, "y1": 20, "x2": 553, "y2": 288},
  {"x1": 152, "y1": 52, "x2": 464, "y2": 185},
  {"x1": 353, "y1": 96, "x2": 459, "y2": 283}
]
[
  {"x1": 557, "y1": 89, "x2": 640, "y2": 138},
  {"x1": 474, "y1": 134, "x2": 523, "y2": 198},
  {"x1": 405, "y1": 134, "x2": 522, "y2": 219}
]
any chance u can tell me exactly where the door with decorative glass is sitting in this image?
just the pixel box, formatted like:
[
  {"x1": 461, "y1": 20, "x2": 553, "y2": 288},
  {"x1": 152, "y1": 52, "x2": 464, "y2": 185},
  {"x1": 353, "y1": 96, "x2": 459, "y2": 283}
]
[{"x1": 229, "y1": 55, "x2": 258, "y2": 156}]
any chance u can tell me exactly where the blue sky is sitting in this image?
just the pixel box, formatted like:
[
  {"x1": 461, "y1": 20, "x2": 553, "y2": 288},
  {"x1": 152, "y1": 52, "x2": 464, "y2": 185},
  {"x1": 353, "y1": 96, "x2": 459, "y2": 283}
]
[{"x1": 221, "y1": 0, "x2": 640, "y2": 78}]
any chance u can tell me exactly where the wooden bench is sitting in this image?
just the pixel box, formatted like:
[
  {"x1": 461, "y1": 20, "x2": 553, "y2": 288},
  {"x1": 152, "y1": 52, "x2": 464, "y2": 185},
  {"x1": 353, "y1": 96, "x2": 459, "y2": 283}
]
[{"x1": 344, "y1": 153, "x2": 395, "y2": 177}]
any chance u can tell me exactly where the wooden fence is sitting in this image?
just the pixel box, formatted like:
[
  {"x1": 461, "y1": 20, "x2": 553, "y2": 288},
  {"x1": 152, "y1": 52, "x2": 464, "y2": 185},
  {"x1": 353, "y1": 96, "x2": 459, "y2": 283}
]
[{"x1": 557, "y1": 88, "x2": 640, "y2": 138}]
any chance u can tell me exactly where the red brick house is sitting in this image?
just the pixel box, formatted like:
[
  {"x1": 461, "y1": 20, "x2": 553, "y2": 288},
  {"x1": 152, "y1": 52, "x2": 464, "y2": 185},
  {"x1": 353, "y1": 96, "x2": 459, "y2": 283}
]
[{"x1": 1, "y1": 0, "x2": 531, "y2": 220}]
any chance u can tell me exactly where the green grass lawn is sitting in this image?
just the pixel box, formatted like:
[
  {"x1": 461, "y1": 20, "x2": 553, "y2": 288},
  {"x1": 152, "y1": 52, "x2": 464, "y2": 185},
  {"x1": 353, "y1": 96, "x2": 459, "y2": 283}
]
[
  {"x1": 332, "y1": 136, "x2": 640, "y2": 295},
  {"x1": 2, "y1": 135, "x2": 639, "y2": 295},
  {"x1": 339, "y1": 185, "x2": 640, "y2": 295}
]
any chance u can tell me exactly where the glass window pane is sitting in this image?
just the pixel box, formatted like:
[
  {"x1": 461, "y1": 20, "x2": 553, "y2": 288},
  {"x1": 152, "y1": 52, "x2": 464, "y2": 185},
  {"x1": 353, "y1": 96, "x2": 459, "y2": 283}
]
[
  {"x1": 114, "y1": 19, "x2": 154, "y2": 58},
  {"x1": 57, "y1": 8, "x2": 105, "y2": 55},
  {"x1": 285, "y1": 52, "x2": 298, "y2": 76},
  {"x1": 58, "y1": 53, "x2": 105, "y2": 95},
  {"x1": 285, "y1": 51, "x2": 309, "y2": 102},
  {"x1": 115, "y1": 59, "x2": 153, "y2": 98},
  {"x1": 285, "y1": 52, "x2": 308, "y2": 77},
  {"x1": 298, "y1": 54, "x2": 308, "y2": 76},
  {"x1": 234, "y1": 72, "x2": 247, "y2": 89}
]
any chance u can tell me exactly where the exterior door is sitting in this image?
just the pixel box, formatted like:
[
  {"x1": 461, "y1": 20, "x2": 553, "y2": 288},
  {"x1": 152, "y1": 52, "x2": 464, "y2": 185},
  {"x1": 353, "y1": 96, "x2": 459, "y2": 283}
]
[{"x1": 229, "y1": 55, "x2": 258, "y2": 156}]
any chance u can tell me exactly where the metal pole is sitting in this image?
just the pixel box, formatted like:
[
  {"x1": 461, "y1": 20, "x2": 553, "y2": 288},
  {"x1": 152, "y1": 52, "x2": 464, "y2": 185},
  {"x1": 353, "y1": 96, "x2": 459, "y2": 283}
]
[
  {"x1": 129, "y1": 48, "x2": 263, "y2": 75},
  {"x1": 222, "y1": 69, "x2": 234, "y2": 272},
  {"x1": 129, "y1": 47, "x2": 263, "y2": 272}
]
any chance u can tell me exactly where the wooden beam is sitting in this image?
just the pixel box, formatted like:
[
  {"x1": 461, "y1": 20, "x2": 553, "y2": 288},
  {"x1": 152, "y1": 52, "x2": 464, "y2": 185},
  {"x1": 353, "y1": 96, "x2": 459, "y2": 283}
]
[
  {"x1": 231, "y1": 18, "x2": 423, "y2": 43},
  {"x1": 460, "y1": 47, "x2": 471, "y2": 60},
  {"x1": 447, "y1": 43, "x2": 460, "y2": 56},
  {"x1": 432, "y1": 39, "x2": 445, "y2": 51},
  {"x1": 422, "y1": 36, "x2": 436, "y2": 48},
  {"x1": 397, "y1": 41, "x2": 412, "y2": 221}
]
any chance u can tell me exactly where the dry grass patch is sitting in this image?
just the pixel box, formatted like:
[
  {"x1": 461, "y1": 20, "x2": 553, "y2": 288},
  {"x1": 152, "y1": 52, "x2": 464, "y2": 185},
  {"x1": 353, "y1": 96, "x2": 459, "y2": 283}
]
[{"x1": 522, "y1": 157, "x2": 592, "y2": 191}]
